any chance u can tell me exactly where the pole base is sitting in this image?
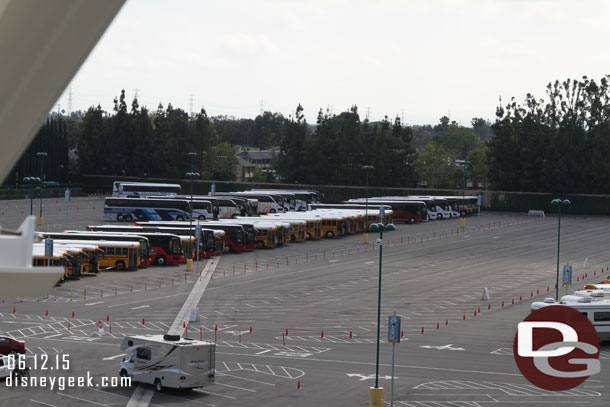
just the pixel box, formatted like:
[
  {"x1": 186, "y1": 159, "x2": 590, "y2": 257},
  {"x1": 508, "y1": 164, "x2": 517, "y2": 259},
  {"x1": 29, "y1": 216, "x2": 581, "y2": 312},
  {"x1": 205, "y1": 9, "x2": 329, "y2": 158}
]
[
  {"x1": 369, "y1": 386, "x2": 383, "y2": 407},
  {"x1": 38, "y1": 216, "x2": 44, "y2": 226},
  {"x1": 186, "y1": 259, "x2": 193, "y2": 271},
  {"x1": 460, "y1": 218, "x2": 466, "y2": 228},
  {"x1": 363, "y1": 233, "x2": 369, "y2": 244}
]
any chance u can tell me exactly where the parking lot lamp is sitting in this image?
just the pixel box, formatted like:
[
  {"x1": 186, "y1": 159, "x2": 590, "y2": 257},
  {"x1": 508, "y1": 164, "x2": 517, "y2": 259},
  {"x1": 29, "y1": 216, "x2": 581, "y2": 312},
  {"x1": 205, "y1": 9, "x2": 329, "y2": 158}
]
[
  {"x1": 23, "y1": 177, "x2": 41, "y2": 216},
  {"x1": 368, "y1": 207, "x2": 396, "y2": 405},
  {"x1": 36, "y1": 151, "x2": 47, "y2": 225},
  {"x1": 185, "y1": 152, "x2": 198, "y2": 271},
  {"x1": 362, "y1": 165, "x2": 374, "y2": 243},
  {"x1": 551, "y1": 198, "x2": 571, "y2": 300}
]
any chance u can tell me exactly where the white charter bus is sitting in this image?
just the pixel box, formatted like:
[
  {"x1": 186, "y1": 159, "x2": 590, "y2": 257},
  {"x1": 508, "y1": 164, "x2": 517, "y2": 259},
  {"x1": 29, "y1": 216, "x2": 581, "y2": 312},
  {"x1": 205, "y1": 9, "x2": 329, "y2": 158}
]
[{"x1": 113, "y1": 181, "x2": 182, "y2": 197}]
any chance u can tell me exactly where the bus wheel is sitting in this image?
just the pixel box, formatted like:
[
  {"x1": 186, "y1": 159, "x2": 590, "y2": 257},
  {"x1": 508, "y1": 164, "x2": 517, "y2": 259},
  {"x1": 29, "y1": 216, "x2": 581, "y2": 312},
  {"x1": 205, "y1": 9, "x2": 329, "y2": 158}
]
[
  {"x1": 124, "y1": 214, "x2": 133, "y2": 222},
  {"x1": 198, "y1": 215, "x2": 205, "y2": 220},
  {"x1": 115, "y1": 261, "x2": 125, "y2": 271},
  {"x1": 176, "y1": 216, "x2": 184, "y2": 221},
  {"x1": 117, "y1": 214, "x2": 124, "y2": 221},
  {"x1": 326, "y1": 231, "x2": 334, "y2": 238},
  {"x1": 119, "y1": 369, "x2": 129, "y2": 378},
  {"x1": 409, "y1": 218, "x2": 415, "y2": 224},
  {"x1": 270, "y1": 209, "x2": 276, "y2": 213},
  {"x1": 306, "y1": 232, "x2": 311, "y2": 240},
  {"x1": 256, "y1": 241, "x2": 264, "y2": 249},
  {"x1": 154, "y1": 379, "x2": 163, "y2": 392},
  {"x1": 437, "y1": 213, "x2": 443, "y2": 220},
  {"x1": 226, "y1": 245, "x2": 232, "y2": 253},
  {"x1": 156, "y1": 255, "x2": 167, "y2": 265}
]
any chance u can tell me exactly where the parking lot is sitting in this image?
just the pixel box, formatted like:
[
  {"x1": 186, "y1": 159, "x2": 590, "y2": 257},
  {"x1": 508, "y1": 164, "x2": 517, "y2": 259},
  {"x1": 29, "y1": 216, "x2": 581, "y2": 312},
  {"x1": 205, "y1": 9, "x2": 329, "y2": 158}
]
[{"x1": 1, "y1": 196, "x2": 609, "y2": 406}]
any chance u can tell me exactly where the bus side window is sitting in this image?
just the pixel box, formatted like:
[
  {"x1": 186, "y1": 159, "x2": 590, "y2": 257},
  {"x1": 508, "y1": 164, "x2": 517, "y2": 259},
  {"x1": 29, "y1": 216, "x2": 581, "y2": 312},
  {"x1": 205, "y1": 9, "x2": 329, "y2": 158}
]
[{"x1": 107, "y1": 247, "x2": 115, "y2": 255}]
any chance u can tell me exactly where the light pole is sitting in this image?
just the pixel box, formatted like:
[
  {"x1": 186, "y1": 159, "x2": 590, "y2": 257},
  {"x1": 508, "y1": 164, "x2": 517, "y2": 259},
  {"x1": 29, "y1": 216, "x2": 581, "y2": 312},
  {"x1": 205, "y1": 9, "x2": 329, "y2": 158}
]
[
  {"x1": 552, "y1": 198, "x2": 571, "y2": 300},
  {"x1": 23, "y1": 177, "x2": 41, "y2": 216},
  {"x1": 185, "y1": 152, "x2": 199, "y2": 271},
  {"x1": 362, "y1": 165, "x2": 374, "y2": 243},
  {"x1": 36, "y1": 152, "x2": 47, "y2": 225},
  {"x1": 461, "y1": 160, "x2": 470, "y2": 220},
  {"x1": 368, "y1": 207, "x2": 396, "y2": 406}
]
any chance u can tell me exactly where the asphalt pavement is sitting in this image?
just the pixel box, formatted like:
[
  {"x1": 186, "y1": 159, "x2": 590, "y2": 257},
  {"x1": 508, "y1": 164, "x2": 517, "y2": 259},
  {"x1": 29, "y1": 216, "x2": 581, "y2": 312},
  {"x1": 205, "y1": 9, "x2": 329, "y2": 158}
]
[{"x1": 0, "y1": 196, "x2": 609, "y2": 407}]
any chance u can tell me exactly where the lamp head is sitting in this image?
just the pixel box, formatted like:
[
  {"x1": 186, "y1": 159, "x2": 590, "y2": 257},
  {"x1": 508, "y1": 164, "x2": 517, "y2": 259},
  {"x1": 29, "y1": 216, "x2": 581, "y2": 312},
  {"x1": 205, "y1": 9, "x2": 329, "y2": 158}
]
[
  {"x1": 385, "y1": 224, "x2": 396, "y2": 232},
  {"x1": 551, "y1": 199, "x2": 561, "y2": 206},
  {"x1": 368, "y1": 223, "x2": 380, "y2": 232}
]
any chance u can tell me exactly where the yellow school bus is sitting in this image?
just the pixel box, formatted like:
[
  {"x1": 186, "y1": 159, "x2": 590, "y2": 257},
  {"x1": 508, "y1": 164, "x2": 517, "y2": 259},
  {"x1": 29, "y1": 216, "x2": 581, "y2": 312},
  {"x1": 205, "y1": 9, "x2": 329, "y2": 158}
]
[
  {"x1": 54, "y1": 241, "x2": 101, "y2": 274},
  {"x1": 262, "y1": 214, "x2": 322, "y2": 240},
  {"x1": 33, "y1": 243, "x2": 83, "y2": 279},
  {"x1": 93, "y1": 241, "x2": 140, "y2": 271},
  {"x1": 254, "y1": 224, "x2": 278, "y2": 248},
  {"x1": 213, "y1": 230, "x2": 225, "y2": 254}
]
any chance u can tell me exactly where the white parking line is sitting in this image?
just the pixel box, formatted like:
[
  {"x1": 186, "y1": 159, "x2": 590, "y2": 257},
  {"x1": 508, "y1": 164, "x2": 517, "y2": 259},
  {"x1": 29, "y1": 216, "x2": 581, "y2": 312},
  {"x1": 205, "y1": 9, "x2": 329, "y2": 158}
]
[{"x1": 214, "y1": 382, "x2": 256, "y2": 392}]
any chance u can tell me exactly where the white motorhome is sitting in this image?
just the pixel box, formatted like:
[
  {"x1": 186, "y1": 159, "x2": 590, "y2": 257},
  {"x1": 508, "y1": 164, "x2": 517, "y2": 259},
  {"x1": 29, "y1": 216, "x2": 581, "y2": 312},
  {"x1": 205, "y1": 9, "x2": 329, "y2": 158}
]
[
  {"x1": 531, "y1": 297, "x2": 610, "y2": 342},
  {"x1": 119, "y1": 334, "x2": 215, "y2": 391}
]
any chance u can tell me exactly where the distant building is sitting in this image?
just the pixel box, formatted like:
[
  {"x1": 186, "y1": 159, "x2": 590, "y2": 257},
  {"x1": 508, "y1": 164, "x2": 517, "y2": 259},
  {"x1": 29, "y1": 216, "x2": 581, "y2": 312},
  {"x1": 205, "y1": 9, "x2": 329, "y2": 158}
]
[{"x1": 235, "y1": 149, "x2": 279, "y2": 182}]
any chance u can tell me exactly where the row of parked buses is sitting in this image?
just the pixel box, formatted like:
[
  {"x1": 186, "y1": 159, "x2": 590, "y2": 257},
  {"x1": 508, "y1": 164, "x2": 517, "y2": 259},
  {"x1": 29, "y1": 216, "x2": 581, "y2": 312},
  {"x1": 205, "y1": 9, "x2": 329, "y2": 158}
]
[
  {"x1": 32, "y1": 187, "x2": 393, "y2": 280},
  {"x1": 344, "y1": 195, "x2": 479, "y2": 223},
  {"x1": 105, "y1": 183, "x2": 323, "y2": 222}
]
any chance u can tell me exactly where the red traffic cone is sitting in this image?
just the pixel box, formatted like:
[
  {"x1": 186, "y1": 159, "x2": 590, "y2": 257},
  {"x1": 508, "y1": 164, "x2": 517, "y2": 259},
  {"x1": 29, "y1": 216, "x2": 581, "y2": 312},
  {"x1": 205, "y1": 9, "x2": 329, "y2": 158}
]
[
  {"x1": 12, "y1": 306, "x2": 15, "y2": 314},
  {"x1": 502, "y1": 300, "x2": 505, "y2": 307},
  {"x1": 321, "y1": 330, "x2": 324, "y2": 338},
  {"x1": 474, "y1": 310, "x2": 477, "y2": 317},
  {"x1": 249, "y1": 325, "x2": 253, "y2": 333},
  {"x1": 183, "y1": 321, "x2": 186, "y2": 328},
  {"x1": 45, "y1": 309, "x2": 48, "y2": 316},
  {"x1": 463, "y1": 313, "x2": 466, "y2": 320},
  {"x1": 349, "y1": 331, "x2": 353, "y2": 339},
  {"x1": 400, "y1": 330, "x2": 404, "y2": 337},
  {"x1": 72, "y1": 311, "x2": 75, "y2": 318},
  {"x1": 106, "y1": 315, "x2": 110, "y2": 322},
  {"x1": 436, "y1": 322, "x2": 440, "y2": 329},
  {"x1": 215, "y1": 324, "x2": 218, "y2": 332},
  {"x1": 445, "y1": 319, "x2": 448, "y2": 326},
  {"x1": 421, "y1": 327, "x2": 425, "y2": 334},
  {"x1": 547, "y1": 286, "x2": 549, "y2": 292},
  {"x1": 519, "y1": 295, "x2": 522, "y2": 301},
  {"x1": 142, "y1": 317, "x2": 145, "y2": 325},
  {"x1": 477, "y1": 306, "x2": 481, "y2": 313},
  {"x1": 285, "y1": 329, "x2": 289, "y2": 336},
  {"x1": 297, "y1": 380, "x2": 301, "y2": 390},
  {"x1": 530, "y1": 292, "x2": 533, "y2": 297},
  {"x1": 488, "y1": 304, "x2": 491, "y2": 310},
  {"x1": 537, "y1": 289, "x2": 539, "y2": 295}
]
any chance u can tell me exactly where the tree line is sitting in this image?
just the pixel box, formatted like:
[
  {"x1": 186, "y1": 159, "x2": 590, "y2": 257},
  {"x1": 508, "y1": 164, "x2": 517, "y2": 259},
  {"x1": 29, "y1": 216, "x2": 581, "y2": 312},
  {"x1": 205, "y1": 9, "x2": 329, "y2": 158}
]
[
  {"x1": 5, "y1": 117, "x2": 69, "y2": 185},
  {"x1": 7, "y1": 76, "x2": 610, "y2": 195},
  {"x1": 488, "y1": 75, "x2": 610, "y2": 193}
]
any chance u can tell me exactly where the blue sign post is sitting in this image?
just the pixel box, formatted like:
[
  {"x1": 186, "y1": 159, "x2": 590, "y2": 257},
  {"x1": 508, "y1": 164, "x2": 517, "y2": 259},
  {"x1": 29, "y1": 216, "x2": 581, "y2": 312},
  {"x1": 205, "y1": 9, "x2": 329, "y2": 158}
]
[
  {"x1": 387, "y1": 313, "x2": 401, "y2": 407},
  {"x1": 387, "y1": 315, "x2": 401, "y2": 344},
  {"x1": 562, "y1": 264, "x2": 572, "y2": 297},
  {"x1": 45, "y1": 238, "x2": 53, "y2": 266}
]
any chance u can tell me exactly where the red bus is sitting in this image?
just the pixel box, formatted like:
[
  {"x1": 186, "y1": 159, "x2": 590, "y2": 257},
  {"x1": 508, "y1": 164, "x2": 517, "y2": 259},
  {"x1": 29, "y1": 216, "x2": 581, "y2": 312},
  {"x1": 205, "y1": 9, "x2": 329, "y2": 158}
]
[
  {"x1": 86, "y1": 226, "x2": 185, "y2": 265},
  {"x1": 342, "y1": 200, "x2": 428, "y2": 224},
  {"x1": 137, "y1": 221, "x2": 248, "y2": 253}
]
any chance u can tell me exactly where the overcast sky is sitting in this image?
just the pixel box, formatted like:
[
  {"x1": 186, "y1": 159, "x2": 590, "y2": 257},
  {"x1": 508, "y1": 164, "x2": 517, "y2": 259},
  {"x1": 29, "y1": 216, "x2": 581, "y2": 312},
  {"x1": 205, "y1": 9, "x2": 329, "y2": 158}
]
[{"x1": 57, "y1": 0, "x2": 610, "y2": 126}]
